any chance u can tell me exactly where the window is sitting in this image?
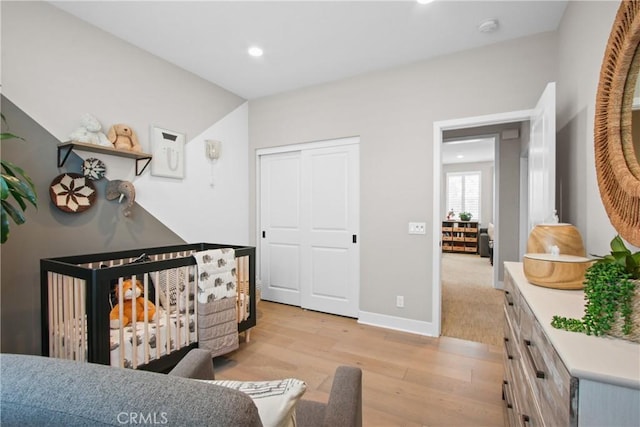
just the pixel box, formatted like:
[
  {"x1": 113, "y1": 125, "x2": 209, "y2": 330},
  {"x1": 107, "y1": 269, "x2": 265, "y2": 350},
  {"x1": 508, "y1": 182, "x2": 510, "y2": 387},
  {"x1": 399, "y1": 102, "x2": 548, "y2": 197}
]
[{"x1": 446, "y1": 171, "x2": 481, "y2": 221}]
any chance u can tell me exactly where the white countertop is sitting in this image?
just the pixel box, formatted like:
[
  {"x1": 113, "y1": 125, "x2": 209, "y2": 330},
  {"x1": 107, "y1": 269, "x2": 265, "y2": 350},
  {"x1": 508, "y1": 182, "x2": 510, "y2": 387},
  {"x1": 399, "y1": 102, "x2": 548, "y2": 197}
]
[{"x1": 505, "y1": 262, "x2": 640, "y2": 390}]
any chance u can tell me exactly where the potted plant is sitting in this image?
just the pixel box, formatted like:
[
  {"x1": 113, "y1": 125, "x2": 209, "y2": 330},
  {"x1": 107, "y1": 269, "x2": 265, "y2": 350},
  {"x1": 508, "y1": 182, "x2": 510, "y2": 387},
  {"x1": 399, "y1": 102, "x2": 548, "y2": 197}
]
[
  {"x1": 459, "y1": 212, "x2": 472, "y2": 221},
  {"x1": 551, "y1": 235, "x2": 639, "y2": 342},
  {"x1": 1, "y1": 114, "x2": 38, "y2": 244}
]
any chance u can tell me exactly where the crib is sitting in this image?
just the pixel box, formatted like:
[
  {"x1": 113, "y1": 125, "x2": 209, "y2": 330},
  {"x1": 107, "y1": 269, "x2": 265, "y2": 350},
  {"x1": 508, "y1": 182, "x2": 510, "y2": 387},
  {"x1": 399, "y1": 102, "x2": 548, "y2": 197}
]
[{"x1": 41, "y1": 243, "x2": 256, "y2": 372}]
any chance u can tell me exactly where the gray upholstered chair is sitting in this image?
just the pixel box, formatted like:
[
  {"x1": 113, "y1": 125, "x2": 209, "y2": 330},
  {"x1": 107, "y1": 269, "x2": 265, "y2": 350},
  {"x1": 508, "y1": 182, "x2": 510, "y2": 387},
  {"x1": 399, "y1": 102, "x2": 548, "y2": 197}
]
[{"x1": 171, "y1": 349, "x2": 363, "y2": 427}]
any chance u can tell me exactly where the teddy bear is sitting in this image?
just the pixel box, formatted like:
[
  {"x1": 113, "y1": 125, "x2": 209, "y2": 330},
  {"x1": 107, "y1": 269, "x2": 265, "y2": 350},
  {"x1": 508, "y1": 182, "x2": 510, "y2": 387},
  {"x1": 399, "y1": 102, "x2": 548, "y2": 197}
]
[
  {"x1": 109, "y1": 279, "x2": 156, "y2": 329},
  {"x1": 68, "y1": 113, "x2": 112, "y2": 147},
  {"x1": 107, "y1": 124, "x2": 142, "y2": 152}
]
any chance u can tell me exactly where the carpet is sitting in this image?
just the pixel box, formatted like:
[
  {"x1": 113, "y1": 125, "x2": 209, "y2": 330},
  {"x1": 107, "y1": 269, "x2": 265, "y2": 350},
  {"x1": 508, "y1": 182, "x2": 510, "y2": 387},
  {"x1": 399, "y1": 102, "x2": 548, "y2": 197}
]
[{"x1": 441, "y1": 253, "x2": 504, "y2": 347}]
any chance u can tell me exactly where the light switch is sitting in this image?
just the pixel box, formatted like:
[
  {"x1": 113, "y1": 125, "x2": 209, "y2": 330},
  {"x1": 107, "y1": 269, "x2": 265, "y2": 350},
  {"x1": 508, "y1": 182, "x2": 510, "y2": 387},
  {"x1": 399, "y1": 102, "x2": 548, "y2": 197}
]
[{"x1": 408, "y1": 222, "x2": 426, "y2": 235}]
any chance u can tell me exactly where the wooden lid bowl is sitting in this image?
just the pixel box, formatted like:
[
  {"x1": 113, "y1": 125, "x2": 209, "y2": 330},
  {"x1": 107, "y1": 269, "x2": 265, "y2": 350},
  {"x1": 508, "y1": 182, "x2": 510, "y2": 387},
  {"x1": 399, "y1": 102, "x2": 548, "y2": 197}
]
[
  {"x1": 523, "y1": 254, "x2": 594, "y2": 290},
  {"x1": 526, "y1": 223, "x2": 586, "y2": 256}
]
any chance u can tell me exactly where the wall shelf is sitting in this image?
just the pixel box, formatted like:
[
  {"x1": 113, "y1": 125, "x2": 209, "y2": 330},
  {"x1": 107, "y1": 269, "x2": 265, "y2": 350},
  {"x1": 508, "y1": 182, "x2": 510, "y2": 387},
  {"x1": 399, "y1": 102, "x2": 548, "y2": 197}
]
[{"x1": 57, "y1": 141, "x2": 152, "y2": 176}]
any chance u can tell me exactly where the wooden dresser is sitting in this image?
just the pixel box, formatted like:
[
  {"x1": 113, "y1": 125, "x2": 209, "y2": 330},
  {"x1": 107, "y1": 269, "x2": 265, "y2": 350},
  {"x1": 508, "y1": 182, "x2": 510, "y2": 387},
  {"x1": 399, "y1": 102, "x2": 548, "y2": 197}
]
[{"x1": 502, "y1": 262, "x2": 640, "y2": 426}]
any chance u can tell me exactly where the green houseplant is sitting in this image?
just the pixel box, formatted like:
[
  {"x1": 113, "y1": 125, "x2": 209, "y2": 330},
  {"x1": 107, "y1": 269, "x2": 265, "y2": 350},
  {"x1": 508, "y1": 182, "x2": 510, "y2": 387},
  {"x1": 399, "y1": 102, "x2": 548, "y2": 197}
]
[
  {"x1": 551, "y1": 235, "x2": 639, "y2": 342},
  {"x1": 1, "y1": 114, "x2": 38, "y2": 244},
  {"x1": 459, "y1": 212, "x2": 472, "y2": 221}
]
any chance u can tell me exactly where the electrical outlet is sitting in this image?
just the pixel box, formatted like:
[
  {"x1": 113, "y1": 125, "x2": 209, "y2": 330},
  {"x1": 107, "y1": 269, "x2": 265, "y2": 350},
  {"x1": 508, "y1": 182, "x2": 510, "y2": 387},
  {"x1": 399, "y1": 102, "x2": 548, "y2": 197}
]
[
  {"x1": 396, "y1": 295, "x2": 404, "y2": 308},
  {"x1": 408, "y1": 222, "x2": 426, "y2": 235}
]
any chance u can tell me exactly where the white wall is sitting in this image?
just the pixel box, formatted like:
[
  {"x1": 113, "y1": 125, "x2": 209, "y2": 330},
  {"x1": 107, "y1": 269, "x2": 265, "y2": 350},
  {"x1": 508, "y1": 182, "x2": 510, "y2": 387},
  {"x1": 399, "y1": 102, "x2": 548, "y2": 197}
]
[
  {"x1": 556, "y1": 1, "x2": 632, "y2": 253},
  {"x1": 249, "y1": 32, "x2": 558, "y2": 332},
  {"x1": 136, "y1": 103, "x2": 250, "y2": 245},
  {"x1": 0, "y1": 1, "x2": 250, "y2": 354},
  {"x1": 1, "y1": 1, "x2": 250, "y2": 246}
]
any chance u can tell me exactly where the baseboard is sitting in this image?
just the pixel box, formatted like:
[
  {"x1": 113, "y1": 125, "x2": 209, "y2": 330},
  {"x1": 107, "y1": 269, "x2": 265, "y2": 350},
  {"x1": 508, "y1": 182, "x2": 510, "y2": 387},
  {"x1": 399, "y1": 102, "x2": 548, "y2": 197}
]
[{"x1": 358, "y1": 310, "x2": 438, "y2": 337}]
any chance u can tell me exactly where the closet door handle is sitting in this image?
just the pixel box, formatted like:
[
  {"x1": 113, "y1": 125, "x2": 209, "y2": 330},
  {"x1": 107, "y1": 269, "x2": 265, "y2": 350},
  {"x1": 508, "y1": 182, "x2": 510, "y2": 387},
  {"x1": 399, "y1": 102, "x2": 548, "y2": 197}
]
[
  {"x1": 352, "y1": 235, "x2": 357, "y2": 244},
  {"x1": 262, "y1": 231, "x2": 266, "y2": 238},
  {"x1": 523, "y1": 339, "x2": 545, "y2": 379}
]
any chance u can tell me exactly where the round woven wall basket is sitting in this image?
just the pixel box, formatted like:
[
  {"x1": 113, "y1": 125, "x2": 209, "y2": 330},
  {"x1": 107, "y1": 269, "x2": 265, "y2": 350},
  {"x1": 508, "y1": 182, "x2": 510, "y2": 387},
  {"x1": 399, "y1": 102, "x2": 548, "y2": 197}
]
[{"x1": 594, "y1": 0, "x2": 640, "y2": 247}]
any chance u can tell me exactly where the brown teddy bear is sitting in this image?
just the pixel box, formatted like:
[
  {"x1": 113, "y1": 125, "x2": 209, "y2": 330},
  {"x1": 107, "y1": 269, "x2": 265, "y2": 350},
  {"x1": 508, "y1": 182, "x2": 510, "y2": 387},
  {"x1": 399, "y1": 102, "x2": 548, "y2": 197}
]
[
  {"x1": 109, "y1": 279, "x2": 156, "y2": 329},
  {"x1": 107, "y1": 124, "x2": 142, "y2": 153}
]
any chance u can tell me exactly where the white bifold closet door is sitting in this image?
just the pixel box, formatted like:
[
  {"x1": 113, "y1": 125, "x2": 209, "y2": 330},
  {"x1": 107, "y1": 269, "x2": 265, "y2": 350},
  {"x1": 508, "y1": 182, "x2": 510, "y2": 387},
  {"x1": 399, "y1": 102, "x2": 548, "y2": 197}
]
[{"x1": 259, "y1": 140, "x2": 359, "y2": 318}]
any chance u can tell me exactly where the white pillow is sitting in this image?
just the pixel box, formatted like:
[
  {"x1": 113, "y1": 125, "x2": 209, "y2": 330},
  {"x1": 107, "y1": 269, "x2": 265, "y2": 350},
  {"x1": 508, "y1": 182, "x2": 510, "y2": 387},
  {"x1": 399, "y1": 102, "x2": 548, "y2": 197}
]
[
  {"x1": 198, "y1": 378, "x2": 306, "y2": 427},
  {"x1": 487, "y1": 222, "x2": 495, "y2": 241}
]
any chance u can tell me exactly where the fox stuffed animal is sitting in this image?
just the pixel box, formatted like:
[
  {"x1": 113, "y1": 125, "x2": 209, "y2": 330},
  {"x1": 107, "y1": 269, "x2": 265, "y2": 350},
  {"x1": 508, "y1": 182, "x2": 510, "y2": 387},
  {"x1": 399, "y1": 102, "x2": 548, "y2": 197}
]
[{"x1": 109, "y1": 279, "x2": 156, "y2": 329}]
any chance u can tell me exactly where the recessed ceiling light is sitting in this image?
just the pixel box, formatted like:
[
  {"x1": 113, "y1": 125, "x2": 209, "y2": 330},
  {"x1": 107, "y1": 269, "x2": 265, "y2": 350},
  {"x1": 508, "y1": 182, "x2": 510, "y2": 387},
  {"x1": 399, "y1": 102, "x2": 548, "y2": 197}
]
[
  {"x1": 478, "y1": 19, "x2": 499, "y2": 34},
  {"x1": 248, "y1": 46, "x2": 263, "y2": 57},
  {"x1": 456, "y1": 154, "x2": 465, "y2": 159},
  {"x1": 417, "y1": 0, "x2": 434, "y2": 4}
]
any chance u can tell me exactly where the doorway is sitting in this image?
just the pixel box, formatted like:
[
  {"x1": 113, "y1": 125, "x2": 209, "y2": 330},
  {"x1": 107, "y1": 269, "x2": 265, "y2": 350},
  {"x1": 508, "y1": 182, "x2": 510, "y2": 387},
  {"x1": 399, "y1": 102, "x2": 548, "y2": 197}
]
[
  {"x1": 257, "y1": 137, "x2": 360, "y2": 318},
  {"x1": 431, "y1": 82, "x2": 556, "y2": 339},
  {"x1": 440, "y1": 134, "x2": 499, "y2": 346}
]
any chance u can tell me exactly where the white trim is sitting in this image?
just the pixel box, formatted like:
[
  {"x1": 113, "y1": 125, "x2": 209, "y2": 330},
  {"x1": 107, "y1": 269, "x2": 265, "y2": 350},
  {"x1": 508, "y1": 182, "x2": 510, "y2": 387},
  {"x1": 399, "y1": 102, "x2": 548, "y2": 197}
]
[
  {"x1": 432, "y1": 109, "x2": 533, "y2": 337},
  {"x1": 255, "y1": 135, "x2": 360, "y2": 157},
  {"x1": 358, "y1": 310, "x2": 437, "y2": 337},
  {"x1": 255, "y1": 135, "x2": 361, "y2": 316}
]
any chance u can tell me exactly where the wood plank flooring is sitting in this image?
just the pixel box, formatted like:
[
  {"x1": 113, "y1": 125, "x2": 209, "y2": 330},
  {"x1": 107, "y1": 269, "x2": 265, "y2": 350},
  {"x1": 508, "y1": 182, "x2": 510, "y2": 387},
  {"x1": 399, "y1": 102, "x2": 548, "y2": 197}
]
[{"x1": 214, "y1": 301, "x2": 505, "y2": 426}]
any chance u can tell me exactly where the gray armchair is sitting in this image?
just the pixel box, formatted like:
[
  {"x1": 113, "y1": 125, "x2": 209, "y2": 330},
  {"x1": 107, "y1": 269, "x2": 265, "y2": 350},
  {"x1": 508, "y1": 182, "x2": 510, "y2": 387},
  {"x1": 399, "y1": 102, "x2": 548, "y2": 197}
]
[
  {"x1": 479, "y1": 227, "x2": 494, "y2": 265},
  {"x1": 479, "y1": 228, "x2": 490, "y2": 258}
]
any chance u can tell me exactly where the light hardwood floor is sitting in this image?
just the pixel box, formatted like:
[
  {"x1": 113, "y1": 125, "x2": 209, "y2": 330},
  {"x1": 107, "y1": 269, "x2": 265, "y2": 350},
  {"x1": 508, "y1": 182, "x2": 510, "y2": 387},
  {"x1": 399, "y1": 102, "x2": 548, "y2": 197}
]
[{"x1": 214, "y1": 301, "x2": 505, "y2": 426}]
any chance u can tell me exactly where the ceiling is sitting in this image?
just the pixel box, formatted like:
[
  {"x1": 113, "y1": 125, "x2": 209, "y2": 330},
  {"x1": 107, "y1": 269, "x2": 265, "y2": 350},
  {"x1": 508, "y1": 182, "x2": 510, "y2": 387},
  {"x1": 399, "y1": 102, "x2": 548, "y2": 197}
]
[
  {"x1": 442, "y1": 137, "x2": 495, "y2": 165},
  {"x1": 49, "y1": 1, "x2": 568, "y2": 100}
]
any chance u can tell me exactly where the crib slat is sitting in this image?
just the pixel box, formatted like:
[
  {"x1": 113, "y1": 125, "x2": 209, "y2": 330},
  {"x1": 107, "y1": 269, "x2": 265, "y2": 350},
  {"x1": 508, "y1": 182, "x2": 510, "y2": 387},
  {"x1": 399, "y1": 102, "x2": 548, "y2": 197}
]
[
  {"x1": 43, "y1": 243, "x2": 251, "y2": 371},
  {"x1": 131, "y1": 274, "x2": 138, "y2": 369},
  {"x1": 143, "y1": 274, "x2": 150, "y2": 366},
  {"x1": 117, "y1": 278, "x2": 125, "y2": 369},
  {"x1": 153, "y1": 270, "x2": 161, "y2": 362},
  {"x1": 79, "y1": 278, "x2": 86, "y2": 361}
]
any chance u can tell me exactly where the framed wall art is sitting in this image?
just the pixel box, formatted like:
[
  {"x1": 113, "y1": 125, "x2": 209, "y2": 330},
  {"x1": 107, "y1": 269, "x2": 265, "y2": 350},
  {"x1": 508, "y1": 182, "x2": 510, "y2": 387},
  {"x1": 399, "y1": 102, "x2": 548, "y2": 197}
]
[{"x1": 151, "y1": 126, "x2": 185, "y2": 179}]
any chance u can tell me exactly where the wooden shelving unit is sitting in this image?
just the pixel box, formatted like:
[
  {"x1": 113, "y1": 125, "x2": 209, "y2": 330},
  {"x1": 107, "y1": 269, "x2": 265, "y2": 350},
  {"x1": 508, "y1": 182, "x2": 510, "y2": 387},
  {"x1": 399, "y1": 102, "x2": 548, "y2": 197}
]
[
  {"x1": 57, "y1": 141, "x2": 153, "y2": 176},
  {"x1": 441, "y1": 220, "x2": 479, "y2": 254}
]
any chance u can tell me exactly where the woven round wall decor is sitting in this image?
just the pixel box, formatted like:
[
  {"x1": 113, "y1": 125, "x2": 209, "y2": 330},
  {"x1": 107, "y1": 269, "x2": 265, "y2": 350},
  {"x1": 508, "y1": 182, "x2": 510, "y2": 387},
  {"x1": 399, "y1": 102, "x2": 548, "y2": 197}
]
[
  {"x1": 49, "y1": 173, "x2": 97, "y2": 213},
  {"x1": 594, "y1": 0, "x2": 640, "y2": 246},
  {"x1": 82, "y1": 157, "x2": 107, "y2": 180}
]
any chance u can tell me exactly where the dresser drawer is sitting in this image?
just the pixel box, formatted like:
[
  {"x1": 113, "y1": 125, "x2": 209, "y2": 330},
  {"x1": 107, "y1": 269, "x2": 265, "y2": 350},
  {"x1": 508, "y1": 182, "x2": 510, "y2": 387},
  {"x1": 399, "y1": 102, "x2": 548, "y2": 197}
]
[
  {"x1": 523, "y1": 313, "x2": 573, "y2": 426},
  {"x1": 504, "y1": 279, "x2": 520, "y2": 328},
  {"x1": 511, "y1": 352, "x2": 544, "y2": 427},
  {"x1": 502, "y1": 378, "x2": 519, "y2": 427}
]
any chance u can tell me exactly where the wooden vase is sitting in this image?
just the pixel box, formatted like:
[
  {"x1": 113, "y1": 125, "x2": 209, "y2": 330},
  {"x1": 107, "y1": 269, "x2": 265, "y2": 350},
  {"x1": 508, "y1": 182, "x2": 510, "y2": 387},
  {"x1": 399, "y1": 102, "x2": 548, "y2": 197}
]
[
  {"x1": 523, "y1": 254, "x2": 594, "y2": 290},
  {"x1": 526, "y1": 224, "x2": 585, "y2": 256}
]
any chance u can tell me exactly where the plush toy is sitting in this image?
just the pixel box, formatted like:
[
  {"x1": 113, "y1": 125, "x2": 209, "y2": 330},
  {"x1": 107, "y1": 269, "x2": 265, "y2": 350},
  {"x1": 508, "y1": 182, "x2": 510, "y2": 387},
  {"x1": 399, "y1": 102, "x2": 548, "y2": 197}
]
[
  {"x1": 109, "y1": 279, "x2": 156, "y2": 329},
  {"x1": 69, "y1": 113, "x2": 112, "y2": 147},
  {"x1": 107, "y1": 124, "x2": 142, "y2": 152}
]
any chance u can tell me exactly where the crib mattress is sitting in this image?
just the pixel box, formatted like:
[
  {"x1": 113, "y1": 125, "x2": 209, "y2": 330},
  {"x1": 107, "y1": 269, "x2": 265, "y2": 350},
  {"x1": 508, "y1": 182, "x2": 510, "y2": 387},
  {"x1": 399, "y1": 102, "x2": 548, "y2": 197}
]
[{"x1": 109, "y1": 310, "x2": 197, "y2": 369}]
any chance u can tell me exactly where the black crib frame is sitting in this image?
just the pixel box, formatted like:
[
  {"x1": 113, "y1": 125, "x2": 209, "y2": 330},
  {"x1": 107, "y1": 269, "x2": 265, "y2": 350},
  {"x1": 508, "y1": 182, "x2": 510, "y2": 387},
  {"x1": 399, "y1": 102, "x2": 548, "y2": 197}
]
[{"x1": 41, "y1": 243, "x2": 256, "y2": 372}]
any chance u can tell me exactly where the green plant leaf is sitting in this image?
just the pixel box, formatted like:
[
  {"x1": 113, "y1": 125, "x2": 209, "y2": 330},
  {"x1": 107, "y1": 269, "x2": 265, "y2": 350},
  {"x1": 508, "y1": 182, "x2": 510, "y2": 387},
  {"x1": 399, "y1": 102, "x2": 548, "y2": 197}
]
[
  {"x1": 1, "y1": 160, "x2": 36, "y2": 198},
  {"x1": 1, "y1": 208, "x2": 8, "y2": 244},
  {"x1": 0, "y1": 116, "x2": 37, "y2": 245},
  {"x1": 2, "y1": 200, "x2": 26, "y2": 225},
  {"x1": 610, "y1": 235, "x2": 631, "y2": 254},
  {"x1": 2, "y1": 174, "x2": 35, "y2": 211},
  {"x1": 0, "y1": 176, "x2": 8, "y2": 201},
  {"x1": 0, "y1": 132, "x2": 24, "y2": 141}
]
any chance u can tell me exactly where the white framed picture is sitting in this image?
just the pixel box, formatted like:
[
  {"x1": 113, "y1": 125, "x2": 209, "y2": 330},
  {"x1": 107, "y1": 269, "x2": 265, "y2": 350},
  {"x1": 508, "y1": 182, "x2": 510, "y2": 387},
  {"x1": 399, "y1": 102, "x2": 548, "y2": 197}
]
[{"x1": 151, "y1": 126, "x2": 185, "y2": 179}]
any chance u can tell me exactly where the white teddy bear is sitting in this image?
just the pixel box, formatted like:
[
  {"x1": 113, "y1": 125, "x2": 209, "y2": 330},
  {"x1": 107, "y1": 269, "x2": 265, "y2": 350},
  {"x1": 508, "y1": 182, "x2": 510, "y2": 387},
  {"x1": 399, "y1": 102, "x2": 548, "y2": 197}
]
[{"x1": 69, "y1": 113, "x2": 113, "y2": 147}]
